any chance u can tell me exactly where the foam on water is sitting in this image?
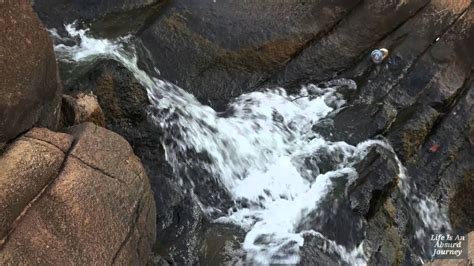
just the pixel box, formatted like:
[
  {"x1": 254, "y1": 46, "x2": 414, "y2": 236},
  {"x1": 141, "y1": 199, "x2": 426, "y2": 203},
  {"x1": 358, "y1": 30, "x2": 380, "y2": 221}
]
[
  {"x1": 52, "y1": 24, "x2": 451, "y2": 265},
  {"x1": 53, "y1": 24, "x2": 128, "y2": 61}
]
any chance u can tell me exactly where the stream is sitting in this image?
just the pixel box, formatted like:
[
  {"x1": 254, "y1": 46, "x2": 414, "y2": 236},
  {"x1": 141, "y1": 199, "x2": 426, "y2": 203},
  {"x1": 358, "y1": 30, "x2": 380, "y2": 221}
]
[{"x1": 51, "y1": 24, "x2": 452, "y2": 265}]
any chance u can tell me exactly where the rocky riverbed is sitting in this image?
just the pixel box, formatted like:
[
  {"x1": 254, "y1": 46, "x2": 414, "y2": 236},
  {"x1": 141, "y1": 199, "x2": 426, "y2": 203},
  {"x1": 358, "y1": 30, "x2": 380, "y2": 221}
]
[{"x1": 1, "y1": 0, "x2": 473, "y2": 265}]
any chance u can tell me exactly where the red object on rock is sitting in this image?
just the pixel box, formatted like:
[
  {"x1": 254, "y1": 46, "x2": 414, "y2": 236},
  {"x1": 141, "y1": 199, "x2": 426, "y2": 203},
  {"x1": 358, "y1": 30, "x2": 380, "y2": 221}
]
[{"x1": 429, "y1": 144, "x2": 440, "y2": 153}]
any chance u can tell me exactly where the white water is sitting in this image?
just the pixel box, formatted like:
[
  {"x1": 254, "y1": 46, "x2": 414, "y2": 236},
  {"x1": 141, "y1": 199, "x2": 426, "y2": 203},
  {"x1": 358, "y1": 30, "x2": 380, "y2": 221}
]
[{"x1": 52, "y1": 25, "x2": 451, "y2": 265}]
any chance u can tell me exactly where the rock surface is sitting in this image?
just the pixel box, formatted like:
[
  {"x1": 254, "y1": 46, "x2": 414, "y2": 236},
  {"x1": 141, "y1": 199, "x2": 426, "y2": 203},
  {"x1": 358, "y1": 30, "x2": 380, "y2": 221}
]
[
  {"x1": 298, "y1": 145, "x2": 406, "y2": 265},
  {"x1": 279, "y1": 0, "x2": 429, "y2": 86},
  {"x1": 138, "y1": 0, "x2": 359, "y2": 107},
  {"x1": 311, "y1": 0, "x2": 474, "y2": 243},
  {"x1": 65, "y1": 59, "x2": 149, "y2": 135},
  {"x1": 62, "y1": 92, "x2": 105, "y2": 127},
  {"x1": 349, "y1": 145, "x2": 399, "y2": 218},
  {"x1": 299, "y1": 233, "x2": 347, "y2": 266},
  {"x1": 33, "y1": 0, "x2": 166, "y2": 37},
  {"x1": 0, "y1": 124, "x2": 156, "y2": 265},
  {"x1": 0, "y1": 0, "x2": 61, "y2": 146},
  {"x1": 198, "y1": 223, "x2": 245, "y2": 265},
  {"x1": 449, "y1": 171, "x2": 474, "y2": 232},
  {"x1": 0, "y1": 128, "x2": 72, "y2": 241},
  {"x1": 312, "y1": 103, "x2": 397, "y2": 145}
]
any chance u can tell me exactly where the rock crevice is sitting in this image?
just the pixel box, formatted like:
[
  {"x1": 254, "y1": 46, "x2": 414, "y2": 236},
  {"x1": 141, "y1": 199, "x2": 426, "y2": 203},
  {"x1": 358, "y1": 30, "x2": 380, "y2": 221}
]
[{"x1": 0, "y1": 124, "x2": 156, "y2": 265}]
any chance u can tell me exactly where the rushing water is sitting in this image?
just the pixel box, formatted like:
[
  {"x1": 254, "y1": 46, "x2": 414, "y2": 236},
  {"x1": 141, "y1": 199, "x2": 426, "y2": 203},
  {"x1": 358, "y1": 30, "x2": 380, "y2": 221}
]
[{"x1": 51, "y1": 24, "x2": 452, "y2": 265}]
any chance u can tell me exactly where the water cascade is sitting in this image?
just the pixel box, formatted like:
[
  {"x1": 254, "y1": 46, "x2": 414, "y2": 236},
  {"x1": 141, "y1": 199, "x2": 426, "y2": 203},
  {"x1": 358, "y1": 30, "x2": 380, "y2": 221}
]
[{"x1": 52, "y1": 25, "x2": 451, "y2": 265}]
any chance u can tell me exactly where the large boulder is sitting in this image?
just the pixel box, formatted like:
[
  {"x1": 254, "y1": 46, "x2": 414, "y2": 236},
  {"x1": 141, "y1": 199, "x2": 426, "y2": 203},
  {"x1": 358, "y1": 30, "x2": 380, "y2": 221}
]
[
  {"x1": 0, "y1": 124, "x2": 156, "y2": 264},
  {"x1": 0, "y1": 0, "x2": 62, "y2": 147},
  {"x1": 0, "y1": 128, "x2": 72, "y2": 241}
]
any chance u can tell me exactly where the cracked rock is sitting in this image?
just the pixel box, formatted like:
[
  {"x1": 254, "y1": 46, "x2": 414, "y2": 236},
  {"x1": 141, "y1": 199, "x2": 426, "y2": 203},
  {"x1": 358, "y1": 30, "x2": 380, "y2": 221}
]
[{"x1": 0, "y1": 124, "x2": 156, "y2": 265}]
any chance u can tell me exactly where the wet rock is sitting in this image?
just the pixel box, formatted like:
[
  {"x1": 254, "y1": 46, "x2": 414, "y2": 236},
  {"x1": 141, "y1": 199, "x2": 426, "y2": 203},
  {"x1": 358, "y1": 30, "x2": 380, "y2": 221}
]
[
  {"x1": 33, "y1": 0, "x2": 167, "y2": 38},
  {"x1": 372, "y1": 5, "x2": 474, "y2": 236},
  {"x1": 449, "y1": 172, "x2": 474, "y2": 233},
  {"x1": 365, "y1": 197, "x2": 407, "y2": 265},
  {"x1": 398, "y1": 20, "x2": 473, "y2": 201},
  {"x1": 310, "y1": 7, "x2": 474, "y2": 262},
  {"x1": 0, "y1": 0, "x2": 61, "y2": 146},
  {"x1": 343, "y1": 0, "x2": 472, "y2": 150},
  {"x1": 387, "y1": 105, "x2": 440, "y2": 161},
  {"x1": 0, "y1": 123, "x2": 156, "y2": 264},
  {"x1": 349, "y1": 145, "x2": 399, "y2": 218},
  {"x1": 138, "y1": 0, "x2": 359, "y2": 107},
  {"x1": 62, "y1": 92, "x2": 105, "y2": 127},
  {"x1": 299, "y1": 148, "x2": 409, "y2": 265},
  {"x1": 133, "y1": 0, "x2": 471, "y2": 109},
  {"x1": 344, "y1": 0, "x2": 471, "y2": 105},
  {"x1": 313, "y1": 103, "x2": 397, "y2": 145},
  {"x1": 198, "y1": 223, "x2": 245, "y2": 265},
  {"x1": 279, "y1": 0, "x2": 429, "y2": 86},
  {"x1": 308, "y1": 0, "x2": 472, "y2": 194},
  {"x1": 143, "y1": 132, "x2": 232, "y2": 263},
  {"x1": 301, "y1": 146, "x2": 350, "y2": 181},
  {"x1": 299, "y1": 233, "x2": 348, "y2": 266},
  {"x1": 64, "y1": 59, "x2": 150, "y2": 140},
  {"x1": 152, "y1": 190, "x2": 205, "y2": 265},
  {"x1": 313, "y1": 148, "x2": 344, "y2": 175},
  {"x1": 298, "y1": 154, "x2": 412, "y2": 265},
  {"x1": 298, "y1": 172, "x2": 366, "y2": 250},
  {"x1": 111, "y1": 116, "x2": 209, "y2": 265},
  {"x1": 62, "y1": 58, "x2": 209, "y2": 264}
]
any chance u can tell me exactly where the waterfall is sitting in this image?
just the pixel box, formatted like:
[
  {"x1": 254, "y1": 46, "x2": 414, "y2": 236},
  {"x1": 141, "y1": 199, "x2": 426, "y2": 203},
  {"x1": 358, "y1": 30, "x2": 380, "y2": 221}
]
[{"x1": 51, "y1": 24, "x2": 451, "y2": 265}]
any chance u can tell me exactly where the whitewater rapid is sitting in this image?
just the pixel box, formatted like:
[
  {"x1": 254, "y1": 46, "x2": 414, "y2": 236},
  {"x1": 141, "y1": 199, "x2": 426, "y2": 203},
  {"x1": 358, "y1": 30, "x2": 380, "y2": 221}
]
[{"x1": 51, "y1": 25, "x2": 451, "y2": 265}]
